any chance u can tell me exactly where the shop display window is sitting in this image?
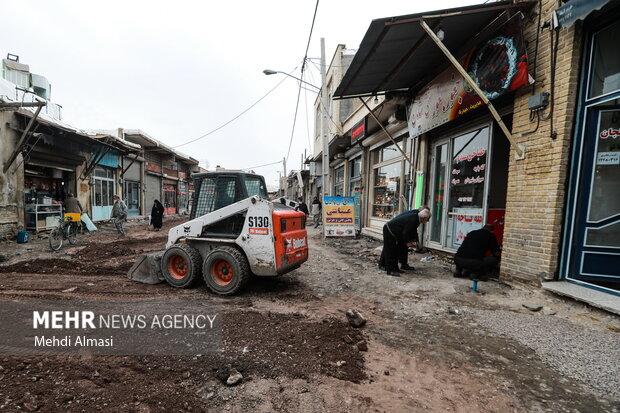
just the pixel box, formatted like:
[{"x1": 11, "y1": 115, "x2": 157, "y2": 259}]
[{"x1": 372, "y1": 162, "x2": 401, "y2": 219}]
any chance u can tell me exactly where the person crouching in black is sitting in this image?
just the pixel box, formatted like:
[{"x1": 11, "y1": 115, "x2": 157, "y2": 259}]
[
  {"x1": 453, "y1": 224, "x2": 501, "y2": 280},
  {"x1": 380, "y1": 208, "x2": 431, "y2": 277}
]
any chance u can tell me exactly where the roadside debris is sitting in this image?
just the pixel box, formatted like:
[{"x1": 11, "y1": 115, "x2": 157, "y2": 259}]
[
  {"x1": 356, "y1": 340, "x2": 368, "y2": 352},
  {"x1": 226, "y1": 369, "x2": 243, "y2": 386},
  {"x1": 522, "y1": 303, "x2": 543, "y2": 312},
  {"x1": 346, "y1": 309, "x2": 366, "y2": 328},
  {"x1": 61, "y1": 287, "x2": 78, "y2": 293}
]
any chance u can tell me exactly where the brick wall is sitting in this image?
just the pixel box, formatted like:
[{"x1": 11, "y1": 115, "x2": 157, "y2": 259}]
[{"x1": 501, "y1": 0, "x2": 583, "y2": 284}]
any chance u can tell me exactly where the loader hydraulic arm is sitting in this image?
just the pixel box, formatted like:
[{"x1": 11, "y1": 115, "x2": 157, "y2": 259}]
[{"x1": 166, "y1": 196, "x2": 264, "y2": 248}]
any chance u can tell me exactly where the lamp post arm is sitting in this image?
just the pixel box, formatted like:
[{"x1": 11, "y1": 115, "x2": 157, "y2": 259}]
[{"x1": 263, "y1": 70, "x2": 321, "y2": 91}]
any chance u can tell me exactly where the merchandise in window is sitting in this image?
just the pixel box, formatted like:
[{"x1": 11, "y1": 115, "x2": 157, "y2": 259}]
[{"x1": 372, "y1": 163, "x2": 401, "y2": 219}]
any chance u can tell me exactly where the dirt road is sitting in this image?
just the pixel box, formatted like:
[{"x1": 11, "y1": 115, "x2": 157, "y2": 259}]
[{"x1": 0, "y1": 218, "x2": 618, "y2": 412}]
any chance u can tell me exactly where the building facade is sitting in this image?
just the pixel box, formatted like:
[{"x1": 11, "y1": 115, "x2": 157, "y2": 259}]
[{"x1": 327, "y1": 0, "x2": 620, "y2": 300}]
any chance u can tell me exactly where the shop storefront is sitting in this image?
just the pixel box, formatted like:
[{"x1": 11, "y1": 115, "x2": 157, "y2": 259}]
[
  {"x1": 561, "y1": 12, "x2": 620, "y2": 291},
  {"x1": 177, "y1": 181, "x2": 189, "y2": 215},
  {"x1": 163, "y1": 184, "x2": 177, "y2": 215},
  {"x1": 367, "y1": 134, "x2": 409, "y2": 232},
  {"x1": 348, "y1": 155, "x2": 363, "y2": 231},
  {"x1": 427, "y1": 120, "x2": 509, "y2": 251},
  {"x1": 124, "y1": 180, "x2": 141, "y2": 216},
  {"x1": 24, "y1": 164, "x2": 75, "y2": 231},
  {"x1": 91, "y1": 165, "x2": 116, "y2": 221}
]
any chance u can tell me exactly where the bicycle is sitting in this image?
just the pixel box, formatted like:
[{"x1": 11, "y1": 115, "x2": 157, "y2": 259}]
[{"x1": 49, "y1": 213, "x2": 81, "y2": 251}]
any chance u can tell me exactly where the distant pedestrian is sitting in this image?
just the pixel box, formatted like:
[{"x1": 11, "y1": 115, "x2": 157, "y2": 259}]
[
  {"x1": 453, "y1": 224, "x2": 501, "y2": 280},
  {"x1": 295, "y1": 196, "x2": 309, "y2": 215},
  {"x1": 111, "y1": 195, "x2": 128, "y2": 236},
  {"x1": 151, "y1": 200, "x2": 164, "y2": 231},
  {"x1": 311, "y1": 196, "x2": 322, "y2": 228},
  {"x1": 64, "y1": 193, "x2": 83, "y2": 214}
]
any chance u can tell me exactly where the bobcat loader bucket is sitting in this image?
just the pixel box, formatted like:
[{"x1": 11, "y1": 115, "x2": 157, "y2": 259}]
[{"x1": 127, "y1": 252, "x2": 164, "y2": 284}]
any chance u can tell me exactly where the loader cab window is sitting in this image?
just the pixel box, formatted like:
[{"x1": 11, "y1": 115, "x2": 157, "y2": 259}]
[
  {"x1": 194, "y1": 177, "x2": 217, "y2": 217},
  {"x1": 215, "y1": 177, "x2": 239, "y2": 210},
  {"x1": 244, "y1": 176, "x2": 268, "y2": 198}
]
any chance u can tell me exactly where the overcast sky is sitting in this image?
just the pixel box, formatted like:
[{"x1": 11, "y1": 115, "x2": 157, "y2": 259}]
[{"x1": 1, "y1": 0, "x2": 480, "y2": 189}]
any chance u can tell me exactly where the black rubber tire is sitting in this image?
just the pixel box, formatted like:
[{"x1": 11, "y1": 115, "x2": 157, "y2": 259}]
[
  {"x1": 67, "y1": 223, "x2": 78, "y2": 245},
  {"x1": 161, "y1": 243, "x2": 203, "y2": 288},
  {"x1": 202, "y1": 246, "x2": 250, "y2": 296},
  {"x1": 49, "y1": 228, "x2": 63, "y2": 251}
]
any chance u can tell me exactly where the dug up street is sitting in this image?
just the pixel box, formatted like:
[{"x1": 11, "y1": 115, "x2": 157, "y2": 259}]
[{"x1": 0, "y1": 219, "x2": 618, "y2": 412}]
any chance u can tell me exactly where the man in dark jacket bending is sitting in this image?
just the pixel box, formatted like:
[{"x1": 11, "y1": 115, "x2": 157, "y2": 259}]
[
  {"x1": 454, "y1": 224, "x2": 501, "y2": 280},
  {"x1": 380, "y1": 208, "x2": 431, "y2": 276}
]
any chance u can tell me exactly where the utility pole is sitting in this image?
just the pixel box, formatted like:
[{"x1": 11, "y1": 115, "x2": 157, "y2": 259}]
[
  {"x1": 320, "y1": 37, "x2": 329, "y2": 198},
  {"x1": 282, "y1": 157, "x2": 287, "y2": 198}
]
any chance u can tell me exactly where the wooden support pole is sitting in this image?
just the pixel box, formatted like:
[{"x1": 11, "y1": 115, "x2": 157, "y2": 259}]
[
  {"x1": 358, "y1": 97, "x2": 413, "y2": 167},
  {"x1": 3, "y1": 105, "x2": 44, "y2": 173},
  {"x1": 419, "y1": 19, "x2": 525, "y2": 158}
]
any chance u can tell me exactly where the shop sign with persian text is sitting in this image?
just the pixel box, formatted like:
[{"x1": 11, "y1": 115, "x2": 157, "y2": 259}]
[{"x1": 323, "y1": 196, "x2": 355, "y2": 237}]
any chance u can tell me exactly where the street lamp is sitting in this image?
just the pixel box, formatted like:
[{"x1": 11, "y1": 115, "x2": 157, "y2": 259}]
[
  {"x1": 263, "y1": 39, "x2": 329, "y2": 227},
  {"x1": 262, "y1": 69, "x2": 321, "y2": 91}
]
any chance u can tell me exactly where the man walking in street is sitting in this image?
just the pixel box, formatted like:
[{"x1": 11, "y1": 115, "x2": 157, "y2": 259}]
[
  {"x1": 311, "y1": 196, "x2": 322, "y2": 228},
  {"x1": 380, "y1": 208, "x2": 431, "y2": 276},
  {"x1": 453, "y1": 224, "x2": 501, "y2": 280},
  {"x1": 111, "y1": 195, "x2": 128, "y2": 236}
]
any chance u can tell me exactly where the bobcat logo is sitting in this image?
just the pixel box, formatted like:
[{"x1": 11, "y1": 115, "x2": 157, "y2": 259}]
[{"x1": 183, "y1": 225, "x2": 192, "y2": 233}]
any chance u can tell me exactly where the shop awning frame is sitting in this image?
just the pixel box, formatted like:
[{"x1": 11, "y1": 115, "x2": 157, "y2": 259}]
[{"x1": 333, "y1": 1, "x2": 533, "y2": 158}]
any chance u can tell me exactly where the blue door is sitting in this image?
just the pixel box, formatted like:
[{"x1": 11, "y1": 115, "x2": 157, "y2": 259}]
[{"x1": 568, "y1": 106, "x2": 620, "y2": 284}]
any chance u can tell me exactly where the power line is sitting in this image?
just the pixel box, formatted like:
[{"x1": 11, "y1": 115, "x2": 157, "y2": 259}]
[
  {"x1": 172, "y1": 75, "x2": 289, "y2": 149},
  {"x1": 241, "y1": 159, "x2": 282, "y2": 170},
  {"x1": 285, "y1": 0, "x2": 319, "y2": 163}
]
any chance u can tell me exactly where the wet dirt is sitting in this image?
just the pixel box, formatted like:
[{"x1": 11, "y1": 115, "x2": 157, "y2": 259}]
[{"x1": 0, "y1": 219, "x2": 617, "y2": 412}]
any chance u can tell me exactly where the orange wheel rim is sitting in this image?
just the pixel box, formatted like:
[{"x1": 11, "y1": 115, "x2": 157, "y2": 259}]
[
  {"x1": 168, "y1": 255, "x2": 188, "y2": 279},
  {"x1": 211, "y1": 259, "x2": 234, "y2": 286}
]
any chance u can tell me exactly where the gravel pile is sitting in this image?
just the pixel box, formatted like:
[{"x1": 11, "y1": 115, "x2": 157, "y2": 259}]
[{"x1": 471, "y1": 309, "x2": 620, "y2": 401}]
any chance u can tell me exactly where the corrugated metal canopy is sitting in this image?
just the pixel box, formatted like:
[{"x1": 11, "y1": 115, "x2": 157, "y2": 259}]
[{"x1": 334, "y1": 1, "x2": 534, "y2": 99}]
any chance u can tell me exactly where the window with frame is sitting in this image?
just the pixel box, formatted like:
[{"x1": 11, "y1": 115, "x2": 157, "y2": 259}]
[
  {"x1": 348, "y1": 157, "x2": 362, "y2": 196},
  {"x1": 589, "y1": 19, "x2": 620, "y2": 99},
  {"x1": 371, "y1": 140, "x2": 405, "y2": 219},
  {"x1": 333, "y1": 165, "x2": 345, "y2": 196},
  {"x1": 92, "y1": 166, "x2": 115, "y2": 207}
]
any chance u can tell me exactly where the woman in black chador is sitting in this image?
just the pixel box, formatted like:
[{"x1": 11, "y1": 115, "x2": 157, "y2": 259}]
[{"x1": 151, "y1": 200, "x2": 164, "y2": 231}]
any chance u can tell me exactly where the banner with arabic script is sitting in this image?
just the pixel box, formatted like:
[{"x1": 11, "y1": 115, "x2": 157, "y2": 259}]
[
  {"x1": 323, "y1": 196, "x2": 355, "y2": 237},
  {"x1": 407, "y1": 14, "x2": 529, "y2": 138}
]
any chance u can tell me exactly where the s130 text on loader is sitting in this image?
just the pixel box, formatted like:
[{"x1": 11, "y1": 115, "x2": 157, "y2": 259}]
[{"x1": 128, "y1": 172, "x2": 309, "y2": 295}]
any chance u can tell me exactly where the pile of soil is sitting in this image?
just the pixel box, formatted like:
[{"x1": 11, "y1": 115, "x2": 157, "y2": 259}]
[{"x1": 0, "y1": 312, "x2": 366, "y2": 412}]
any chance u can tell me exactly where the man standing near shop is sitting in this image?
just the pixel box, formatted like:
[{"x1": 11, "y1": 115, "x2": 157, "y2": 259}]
[
  {"x1": 453, "y1": 224, "x2": 501, "y2": 280},
  {"x1": 311, "y1": 196, "x2": 322, "y2": 228},
  {"x1": 64, "y1": 193, "x2": 83, "y2": 215},
  {"x1": 380, "y1": 208, "x2": 431, "y2": 276}
]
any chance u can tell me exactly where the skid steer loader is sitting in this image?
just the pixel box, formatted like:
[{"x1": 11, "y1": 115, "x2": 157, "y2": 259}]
[{"x1": 128, "y1": 171, "x2": 309, "y2": 295}]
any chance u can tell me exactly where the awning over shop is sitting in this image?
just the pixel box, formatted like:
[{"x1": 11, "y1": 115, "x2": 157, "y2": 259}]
[
  {"x1": 333, "y1": 1, "x2": 533, "y2": 100},
  {"x1": 554, "y1": 0, "x2": 611, "y2": 28}
]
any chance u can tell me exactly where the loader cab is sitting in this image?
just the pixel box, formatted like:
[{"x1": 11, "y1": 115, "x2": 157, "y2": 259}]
[{"x1": 190, "y1": 172, "x2": 268, "y2": 220}]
